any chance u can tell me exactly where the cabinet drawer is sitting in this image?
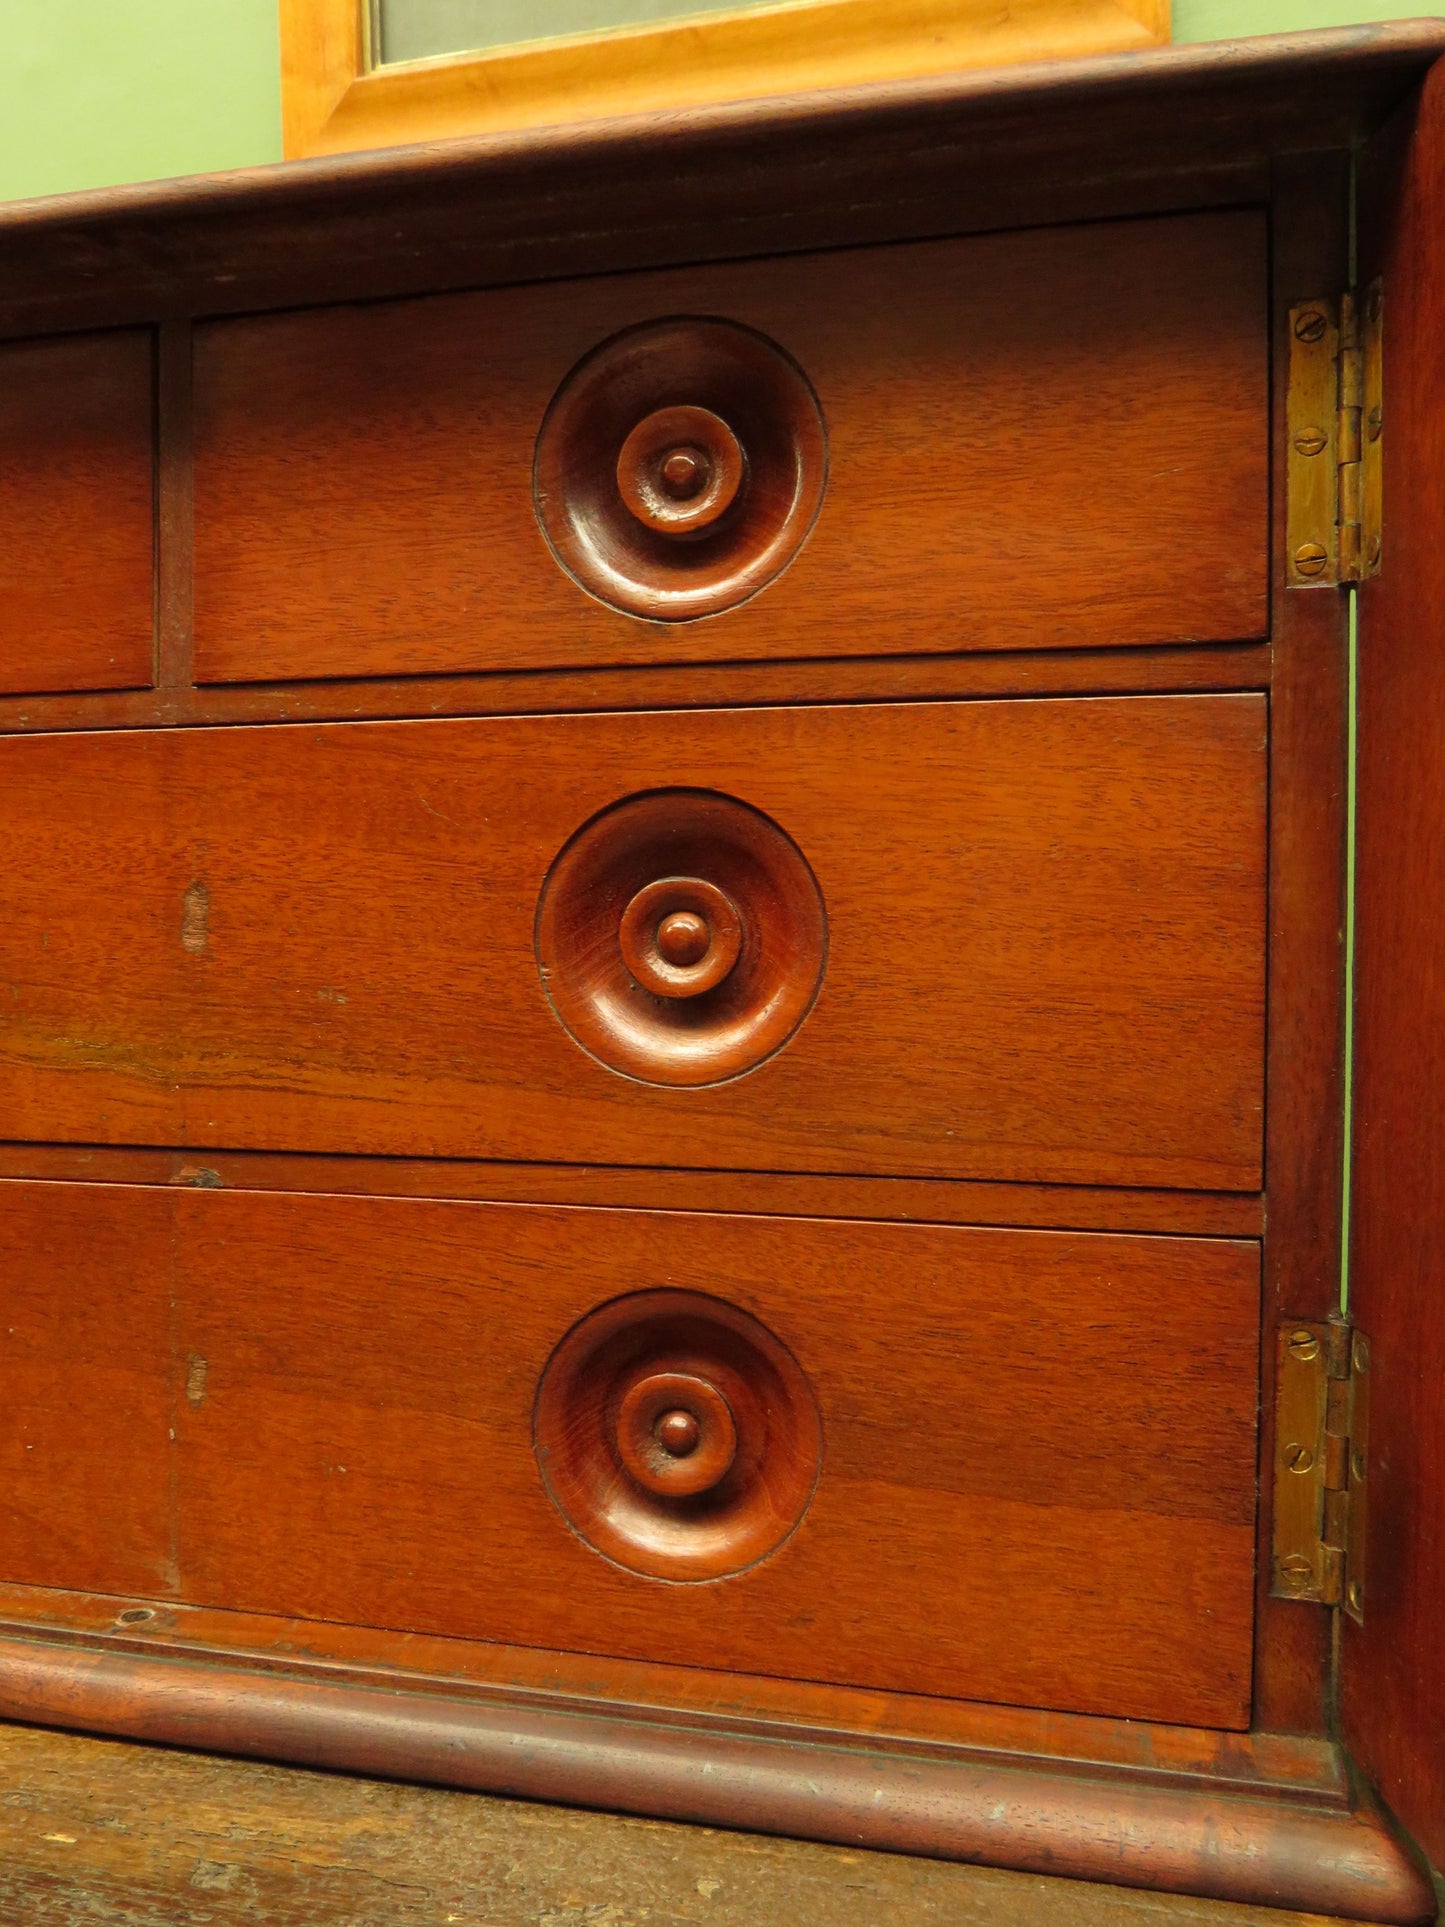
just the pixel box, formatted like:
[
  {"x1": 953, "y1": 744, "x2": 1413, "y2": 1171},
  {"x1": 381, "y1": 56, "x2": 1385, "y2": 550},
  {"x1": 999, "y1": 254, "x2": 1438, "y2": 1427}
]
[
  {"x1": 193, "y1": 211, "x2": 1266, "y2": 684},
  {"x1": 0, "y1": 694, "x2": 1265, "y2": 1189},
  {"x1": 0, "y1": 329, "x2": 155, "y2": 696},
  {"x1": 0, "y1": 1183, "x2": 1260, "y2": 1728}
]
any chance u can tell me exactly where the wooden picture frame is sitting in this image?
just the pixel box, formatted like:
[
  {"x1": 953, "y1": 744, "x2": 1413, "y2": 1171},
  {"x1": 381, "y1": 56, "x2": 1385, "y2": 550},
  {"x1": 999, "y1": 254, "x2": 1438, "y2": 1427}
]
[{"x1": 279, "y1": 0, "x2": 1170, "y2": 160}]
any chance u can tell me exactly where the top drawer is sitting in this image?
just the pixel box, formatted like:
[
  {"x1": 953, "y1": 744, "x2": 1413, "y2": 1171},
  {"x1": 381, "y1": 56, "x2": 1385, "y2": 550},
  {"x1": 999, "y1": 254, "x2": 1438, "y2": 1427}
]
[{"x1": 193, "y1": 211, "x2": 1267, "y2": 685}]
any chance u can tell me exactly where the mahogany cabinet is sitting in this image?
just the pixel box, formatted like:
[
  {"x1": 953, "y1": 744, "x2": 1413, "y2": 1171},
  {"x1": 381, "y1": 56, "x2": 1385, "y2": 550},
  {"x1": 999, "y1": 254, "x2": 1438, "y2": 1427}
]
[{"x1": 0, "y1": 24, "x2": 1442, "y2": 1921}]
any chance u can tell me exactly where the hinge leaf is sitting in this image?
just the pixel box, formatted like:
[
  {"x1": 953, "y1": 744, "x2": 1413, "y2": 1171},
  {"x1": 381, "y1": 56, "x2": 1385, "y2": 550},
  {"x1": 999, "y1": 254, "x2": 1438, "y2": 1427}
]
[
  {"x1": 1270, "y1": 1318, "x2": 1369, "y2": 1621},
  {"x1": 1284, "y1": 284, "x2": 1382, "y2": 588}
]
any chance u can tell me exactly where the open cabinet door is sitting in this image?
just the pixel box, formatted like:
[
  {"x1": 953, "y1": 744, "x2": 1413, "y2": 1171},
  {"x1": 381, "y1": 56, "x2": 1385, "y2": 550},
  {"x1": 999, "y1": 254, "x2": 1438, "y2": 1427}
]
[{"x1": 1350, "y1": 52, "x2": 1445, "y2": 1882}]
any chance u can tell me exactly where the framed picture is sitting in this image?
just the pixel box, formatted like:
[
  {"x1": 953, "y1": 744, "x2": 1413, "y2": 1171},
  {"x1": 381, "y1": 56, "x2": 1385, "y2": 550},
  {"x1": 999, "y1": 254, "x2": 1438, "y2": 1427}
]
[{"x1": 280, "y1": 0, "x2": 1170, "y2": 159}]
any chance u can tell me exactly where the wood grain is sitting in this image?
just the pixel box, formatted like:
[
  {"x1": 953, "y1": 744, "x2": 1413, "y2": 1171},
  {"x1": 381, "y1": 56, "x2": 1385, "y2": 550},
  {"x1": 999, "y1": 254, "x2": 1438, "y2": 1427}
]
[
  {"x1": 285, "y1": 0, "x2": 1165, "y2": 162},
  {"x1": 1, "y1": 30, "x2": 1440, "y2": 346},
  {"x1": 0, "y1": 329, "x2": 154, "y2": 696},
  {"x1": 0, "y1": 1182, "x2": 1261, "y2": 1728},
  {"x1": 0, "y1": 1722, "x2": 1371, "y2": 1927},
  {"x1": 0, "y1": 1149, "x2": 1265, "y2": 1236},
  {"x1": 192, "y1": 214, "x2": 1267, "y2": 684},
  {"x1": 0, "y1": 1641, "x2": 1430, "y2": 1922},
  {"x1": 0, "y1": 696, "x2": 1266, "y2": 1189},
  {"x1": 1346, "y1": 55, "x2": 1445, "y2": 1876},
  {"x1": 1252, "y1": 150, "x2": 1352, "y2": 1738}
]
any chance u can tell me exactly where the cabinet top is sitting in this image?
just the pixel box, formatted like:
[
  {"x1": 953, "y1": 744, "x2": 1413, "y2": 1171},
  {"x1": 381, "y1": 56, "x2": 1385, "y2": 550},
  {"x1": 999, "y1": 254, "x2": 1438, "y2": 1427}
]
[{"x1": 1, "y1": 19, "x2": 1442, "y2": 339}]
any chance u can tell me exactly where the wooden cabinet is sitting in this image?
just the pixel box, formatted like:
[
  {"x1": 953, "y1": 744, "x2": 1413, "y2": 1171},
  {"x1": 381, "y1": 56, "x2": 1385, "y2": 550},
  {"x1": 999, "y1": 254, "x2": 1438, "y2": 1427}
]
[{"x1": 0, "y1": 24, "x2": 1442, "y2": 1924}]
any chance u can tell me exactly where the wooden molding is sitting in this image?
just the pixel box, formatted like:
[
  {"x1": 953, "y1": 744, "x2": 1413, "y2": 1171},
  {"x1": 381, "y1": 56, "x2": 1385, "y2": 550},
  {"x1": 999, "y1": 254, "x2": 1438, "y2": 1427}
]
[
  {"x1": 279, "y1": 0, "x2": 1170, "y2": 160},
  {"x1": 0, "y1": 1627, "x2": 1431, "y2": 1922}
]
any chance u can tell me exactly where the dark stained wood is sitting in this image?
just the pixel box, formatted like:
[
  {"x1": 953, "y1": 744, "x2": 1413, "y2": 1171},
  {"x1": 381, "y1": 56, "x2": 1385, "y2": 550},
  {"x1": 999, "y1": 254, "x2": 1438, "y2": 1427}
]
[
  {"x1": 1346, "y1": 55, "x2": 1445, "y2": 1876},
  {"x1": 0, "y1": 1638, "x2": 1430, "y2": 1923},
  {"x1": 0, "y1": 329, "x2": 155, "y2": 696},
  {"x1": 1251, "y1": 151, "x2": 1353, "y2": 1739},
  {"x1": 0, "y1": 696, "x2": 1266, "y2": 1189},
  {"x1": 0, "y1": 1578, "x2": 1343, "y2": 1792},
  {"x1": 0, "y1": 1182, "x2": 1260, "y2": 1727},
  {"x1": 0, "y1": 1186, "x2": 172, "y2": 1600},
  {"x1": 0, "y1": 1722, "x2": 1388, "y2": 1927},
  {"x1": 0, "y1": 1149, "x2": 1265, "y2": 1237},
  {"x1": 0, "y1": 28, "x2": 1441, "y2": 345},
  {"x1": 192, "y1": 216, "x2": 1266, "y2": 684},
  {"x1": 0, "y1": 638, "x2": 1273, "y2": 738}
]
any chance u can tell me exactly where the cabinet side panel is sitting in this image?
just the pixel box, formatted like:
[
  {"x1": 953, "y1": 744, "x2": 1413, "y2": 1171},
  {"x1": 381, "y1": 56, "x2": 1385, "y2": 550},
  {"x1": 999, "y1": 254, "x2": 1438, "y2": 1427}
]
[{"x1": 1347, "y1": 59, "x2": 1445, "y2": 1871}]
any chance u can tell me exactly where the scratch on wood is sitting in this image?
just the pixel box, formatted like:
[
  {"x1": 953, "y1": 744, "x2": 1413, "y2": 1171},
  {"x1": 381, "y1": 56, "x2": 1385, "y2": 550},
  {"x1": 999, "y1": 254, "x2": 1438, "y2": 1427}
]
[
  {"x1": 185, "y1": 1355, "x2": 208, "y2": 1406},
  {"x1": 181, "y1": 881, "x2": 209, "y2": 954}
]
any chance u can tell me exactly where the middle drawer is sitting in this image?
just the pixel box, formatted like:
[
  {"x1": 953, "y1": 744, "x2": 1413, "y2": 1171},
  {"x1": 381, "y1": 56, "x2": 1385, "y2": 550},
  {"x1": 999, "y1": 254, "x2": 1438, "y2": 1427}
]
[{"x1": 0, "y1": 694, "x2": 1265, "y2": 1188}]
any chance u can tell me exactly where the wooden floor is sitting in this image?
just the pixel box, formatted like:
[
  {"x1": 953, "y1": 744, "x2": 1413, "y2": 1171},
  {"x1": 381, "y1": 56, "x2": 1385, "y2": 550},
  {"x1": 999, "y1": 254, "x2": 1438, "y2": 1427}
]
[{"x1": 0, "y1": 1720, "x2": 1367, "y2": 1926}]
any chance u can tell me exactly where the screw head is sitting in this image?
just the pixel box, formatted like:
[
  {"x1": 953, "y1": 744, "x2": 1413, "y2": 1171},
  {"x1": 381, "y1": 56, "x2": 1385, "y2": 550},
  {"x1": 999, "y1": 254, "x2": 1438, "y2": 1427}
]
[
  {"x1": 1354, "y1": 1334, "x2": 1371, "y2": 1373},
  {"x1": 1289, "y1": 1328, "x2": 1321, "y2": 1361},
  {"x1": 1366, "y1": 533, "x2": 1383, "y2": 570},
  {"x1": 1352, "y1": 1448, "x2": 1368, "y2": 1482},
  {"x1": 1284, "y1": 1442, "x2": 1315, "y2": 1474},
  {"x1": 1294, "y1": 426, "x2": 1328, "y2": 457},
  {"x1": 1279, "y1": 1553, "x2": 1315, "y2": 1589},
  {"x1": 1347, "y1": 1578, "x2": 1364, "y2": 1613},
  {"x1": 1368, "y1": 404, "x2": 1383, "y2": 442},
  {"x1": 1294, "y1": 309, "x2": 1329, "y2": 344},
  {"x1": 1294, "y1": 542, "x2": 1330, "y2": 579}
]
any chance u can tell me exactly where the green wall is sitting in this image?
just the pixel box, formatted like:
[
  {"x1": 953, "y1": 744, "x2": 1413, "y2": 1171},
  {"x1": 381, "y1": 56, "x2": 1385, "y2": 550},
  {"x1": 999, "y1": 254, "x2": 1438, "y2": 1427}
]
[{"x1": 0, "y1": 0, "x2": 1410, "y2": 205}]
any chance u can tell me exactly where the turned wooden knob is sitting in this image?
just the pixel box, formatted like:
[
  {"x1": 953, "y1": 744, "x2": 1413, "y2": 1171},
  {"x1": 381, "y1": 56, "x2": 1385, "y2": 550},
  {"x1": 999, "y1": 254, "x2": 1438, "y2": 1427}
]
[
  {"x1": 616, "y1": 406, "x2": 745, "y2": 537},
  {"x1": 618, "y1": 876, "x2": 743, "y2": 999},
  {"x1": 616, "y1": 1371, "x2": 738, "y2": 1498}
]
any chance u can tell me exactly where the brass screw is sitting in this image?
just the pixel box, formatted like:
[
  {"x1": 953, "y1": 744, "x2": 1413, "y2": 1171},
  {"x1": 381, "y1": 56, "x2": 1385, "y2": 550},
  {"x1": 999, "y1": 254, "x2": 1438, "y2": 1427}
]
[
  {"x1": 1294, "y1": 426, "x2": 1328, "y2": 457},
  {"x1": 1294, "y1": 543, "x2": 1330, "y2": 579},
  {"x1": 1352, "y1": 1448, "x2": 1368, "y2": 1482},
  {"x1": 1347, "y1": 1578, "x2": 1364, "y2": 1613},
  {"x1": 1354, "y1": 1334, "x2": 1371, "y2": 1373},
  {"x1": 1294, "y1": 309, "x2": 1328, "y2": 343},
  {"x1": 1368, "y1": 405, "x2": 1383, "y2": 442},
  {"x1": 1289, "y1": 1328, "x2": 1321, "y2": 1360},
  {"x1": 1367, "y1": 534, "x2": 1383, "y2": 570},
  {"x1": 1279, "y1": 1553, "x2": 1314, "y2": 1588},
  {"x1": 1284, "y1": 1442, "x2": 1315, "y2": 1473}
]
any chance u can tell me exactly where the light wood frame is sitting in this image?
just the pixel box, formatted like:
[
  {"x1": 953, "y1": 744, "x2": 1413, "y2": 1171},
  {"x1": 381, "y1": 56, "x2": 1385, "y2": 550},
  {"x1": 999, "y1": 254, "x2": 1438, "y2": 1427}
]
[{"x1": 280, "y1": 0, "x2": 1170, "y2": 160}]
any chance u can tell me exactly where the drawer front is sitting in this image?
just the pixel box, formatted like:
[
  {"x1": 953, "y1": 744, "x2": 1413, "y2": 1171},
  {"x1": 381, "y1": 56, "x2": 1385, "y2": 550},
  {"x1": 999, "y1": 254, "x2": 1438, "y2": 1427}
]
[
  {"x1": 193, "y1": 211, "x2": 1266, "y2": 684},
  {"x1": 0, "y1": 1183, "x2": 1260, "y2": 1728},
  {"x1": 0, "y1": 329, "x2": 155, "y2": 696},
  {"x1": 0, "y1": 695, "x2": 1265, "y2": 1189}
]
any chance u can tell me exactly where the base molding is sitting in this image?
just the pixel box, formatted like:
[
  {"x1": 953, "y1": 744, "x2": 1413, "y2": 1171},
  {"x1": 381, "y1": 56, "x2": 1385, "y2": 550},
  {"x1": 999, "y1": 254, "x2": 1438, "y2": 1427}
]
[{"x1": 0, "y1": 1632, "x2": 1431, "y2": 1923}]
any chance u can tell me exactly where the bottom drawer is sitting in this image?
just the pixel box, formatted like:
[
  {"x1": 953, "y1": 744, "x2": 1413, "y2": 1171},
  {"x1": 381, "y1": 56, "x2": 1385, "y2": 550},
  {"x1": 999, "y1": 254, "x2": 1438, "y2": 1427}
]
[{"x1": 0, "y1": 1183, "x2": 1258, "y2": 1729}]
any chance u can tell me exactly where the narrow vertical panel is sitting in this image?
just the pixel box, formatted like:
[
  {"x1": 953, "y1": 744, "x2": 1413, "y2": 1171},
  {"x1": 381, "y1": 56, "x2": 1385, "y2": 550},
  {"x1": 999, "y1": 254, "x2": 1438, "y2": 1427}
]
[
  {"x1": 0, "y1": 329, "x2": 156, "y2": 695},
  {"x1": 0, "y1": 1184, "x2": 174, "y2": 1599},
  {"x1": 1347, "y1": 61, "x2": 1445, "y2": 1871}
]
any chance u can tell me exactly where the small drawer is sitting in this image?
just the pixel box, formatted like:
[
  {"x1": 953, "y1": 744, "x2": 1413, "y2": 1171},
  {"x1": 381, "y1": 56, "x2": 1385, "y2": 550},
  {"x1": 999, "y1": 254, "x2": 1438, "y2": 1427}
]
[
  {"x1": 0, "y1": 328, "x2": 155, "y2": 696},
  {"x1": 193, "y1": 210, "x2": 1266, "y2": 685},
  {"x1": 0, "y1": 1182, "x2": 1260, "y2": 1729},
  {"x1": 0, "y1": 693, "x2": 1265, "y2": 1190}
]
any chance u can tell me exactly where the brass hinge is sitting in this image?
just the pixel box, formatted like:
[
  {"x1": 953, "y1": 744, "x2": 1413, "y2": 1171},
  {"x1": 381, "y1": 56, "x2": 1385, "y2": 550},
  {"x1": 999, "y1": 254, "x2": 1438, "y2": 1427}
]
[
  {"x1": 1286, "y1": 282, "x2": 1383, "y2": 587},
  {"x1": 1271, "y1": 1317, "x2": 1371, "y2": 1622}
]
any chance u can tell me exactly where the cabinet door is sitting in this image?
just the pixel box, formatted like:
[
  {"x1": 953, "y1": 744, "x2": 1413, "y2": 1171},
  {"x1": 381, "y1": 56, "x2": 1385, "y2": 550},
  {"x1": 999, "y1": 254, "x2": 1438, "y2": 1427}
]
[{"x1": 1348, "y1": 58, "x2": 1445, "y2": 1874}]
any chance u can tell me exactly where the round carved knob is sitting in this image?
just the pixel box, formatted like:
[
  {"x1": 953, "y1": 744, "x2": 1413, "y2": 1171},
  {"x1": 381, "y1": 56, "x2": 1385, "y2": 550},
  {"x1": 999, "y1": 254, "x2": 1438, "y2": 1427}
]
[
  {"x1": 616, "y1": 1370, "x2": 738, "y2": 1498},
  {"x1": 616, "y1": 406, "x2": 744, "y2": 538},
  {"x1": 618, "y1": 876, "x2": 743, "y2": 1000},
  {"x1": 533, "y1": 318, "x2": 827, "y2": 622},
  {"x1": 535, "y1": 789, "x2": 827, "y2": 1088},
  {"x1": 533, "y1": 1289, "x2": 822, "y2": 1581}
]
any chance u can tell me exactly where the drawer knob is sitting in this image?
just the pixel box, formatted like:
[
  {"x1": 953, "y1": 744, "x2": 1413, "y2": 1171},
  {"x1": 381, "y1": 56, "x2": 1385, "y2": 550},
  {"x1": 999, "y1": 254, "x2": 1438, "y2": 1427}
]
[
  {"x1": 533, "y1": 317, "x2": 826, "y2": 621},
  {"x1": 616, "y1": 1369, "x2": 738, "y2": 1497},
  {"x1": 534, "y1": 1288, "x2": 822, "y2": 1581},
  {"x1": 616, "y1": 405, "x2": 744, "y2": 537},
  {"x1": 536, "y1": 789, "x2": 826, "y2": 1086},
  {"x1": 618, "y1": 875, "x2": 743, "y2": 999}
]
